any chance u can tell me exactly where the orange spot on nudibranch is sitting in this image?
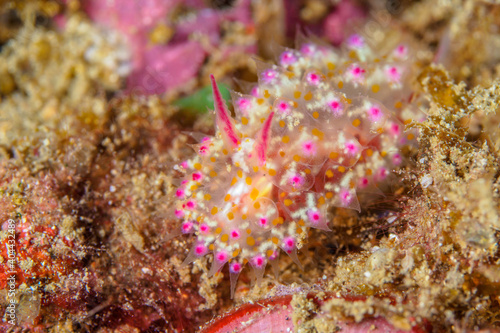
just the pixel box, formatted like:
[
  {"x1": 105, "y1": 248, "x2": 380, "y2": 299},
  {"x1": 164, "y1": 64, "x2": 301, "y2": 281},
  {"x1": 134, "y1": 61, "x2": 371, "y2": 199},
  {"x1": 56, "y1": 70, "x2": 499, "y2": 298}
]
[
  {"x1": 246, "y1": 236, "x2": 255, "y2": 246},
  {"x1": 250, "y1": 188, "x2": 259, "y2": 200}
]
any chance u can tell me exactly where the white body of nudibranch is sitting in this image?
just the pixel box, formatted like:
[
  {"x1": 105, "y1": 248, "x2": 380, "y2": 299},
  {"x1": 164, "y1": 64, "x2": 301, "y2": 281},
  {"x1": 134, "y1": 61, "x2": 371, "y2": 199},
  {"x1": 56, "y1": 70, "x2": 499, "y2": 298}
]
[{"x1": 173, "y1": 32, "x2": 419, "y2": 297}]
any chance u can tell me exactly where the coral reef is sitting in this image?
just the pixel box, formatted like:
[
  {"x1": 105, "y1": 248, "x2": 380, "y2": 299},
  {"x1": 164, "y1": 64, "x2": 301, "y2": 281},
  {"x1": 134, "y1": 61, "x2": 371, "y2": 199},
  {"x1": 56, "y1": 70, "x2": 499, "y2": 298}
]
[
  {"x1": 397, "y1": 0, "x2": 500, "y2": 86},
  {"x1": 0, "y1": 12, "x2": 130, "y2": 147},
  {"x1": 0, "y1": 0, "x2": 499, "y2": 332}
]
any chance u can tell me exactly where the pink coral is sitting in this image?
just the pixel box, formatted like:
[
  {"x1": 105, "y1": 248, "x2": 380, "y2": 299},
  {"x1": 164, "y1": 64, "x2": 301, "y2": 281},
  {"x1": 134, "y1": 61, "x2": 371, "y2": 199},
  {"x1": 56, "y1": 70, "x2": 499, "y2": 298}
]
[
  {"x1": 323, "y1": 0, "x2": 366, "y2": 45},
  {"x1": 173, "y1": 32, "x2": 419, "y2": 296},
  {"x1": 81, "y1": 0, "x2": 255, "y2": 94},
  {"x1": 127, "y1": 41, "x2": 206, "y2": 95}
]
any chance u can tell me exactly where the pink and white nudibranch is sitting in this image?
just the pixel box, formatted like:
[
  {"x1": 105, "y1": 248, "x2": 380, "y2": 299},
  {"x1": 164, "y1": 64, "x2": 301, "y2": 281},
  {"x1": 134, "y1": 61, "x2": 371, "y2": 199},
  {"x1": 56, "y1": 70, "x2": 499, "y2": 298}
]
[{"x1": 173, "y1": 33, "x2": 419, "y2": 297}]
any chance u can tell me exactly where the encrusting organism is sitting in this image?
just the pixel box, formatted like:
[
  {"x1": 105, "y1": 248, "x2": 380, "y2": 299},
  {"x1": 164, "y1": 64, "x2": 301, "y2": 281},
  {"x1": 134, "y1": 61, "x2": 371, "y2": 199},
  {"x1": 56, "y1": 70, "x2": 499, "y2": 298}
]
[{"x1": 173, "y1": 32, "x2": 420, "y2": 297}]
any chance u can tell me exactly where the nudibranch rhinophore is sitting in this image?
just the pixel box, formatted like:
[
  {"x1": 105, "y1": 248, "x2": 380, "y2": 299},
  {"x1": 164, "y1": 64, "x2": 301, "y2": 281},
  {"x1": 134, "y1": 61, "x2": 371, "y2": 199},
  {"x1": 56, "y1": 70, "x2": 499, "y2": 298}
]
[{"x1": 173, "y1": 33, "x2": 419, "y2": 297}]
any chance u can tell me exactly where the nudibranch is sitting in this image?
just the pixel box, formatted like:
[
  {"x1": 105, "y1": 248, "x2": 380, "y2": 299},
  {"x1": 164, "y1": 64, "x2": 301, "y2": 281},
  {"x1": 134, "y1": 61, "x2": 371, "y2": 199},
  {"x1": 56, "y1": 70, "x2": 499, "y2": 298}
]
[{"x1": 173, "y1": 33, "x2": 419, "y2": 297}]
